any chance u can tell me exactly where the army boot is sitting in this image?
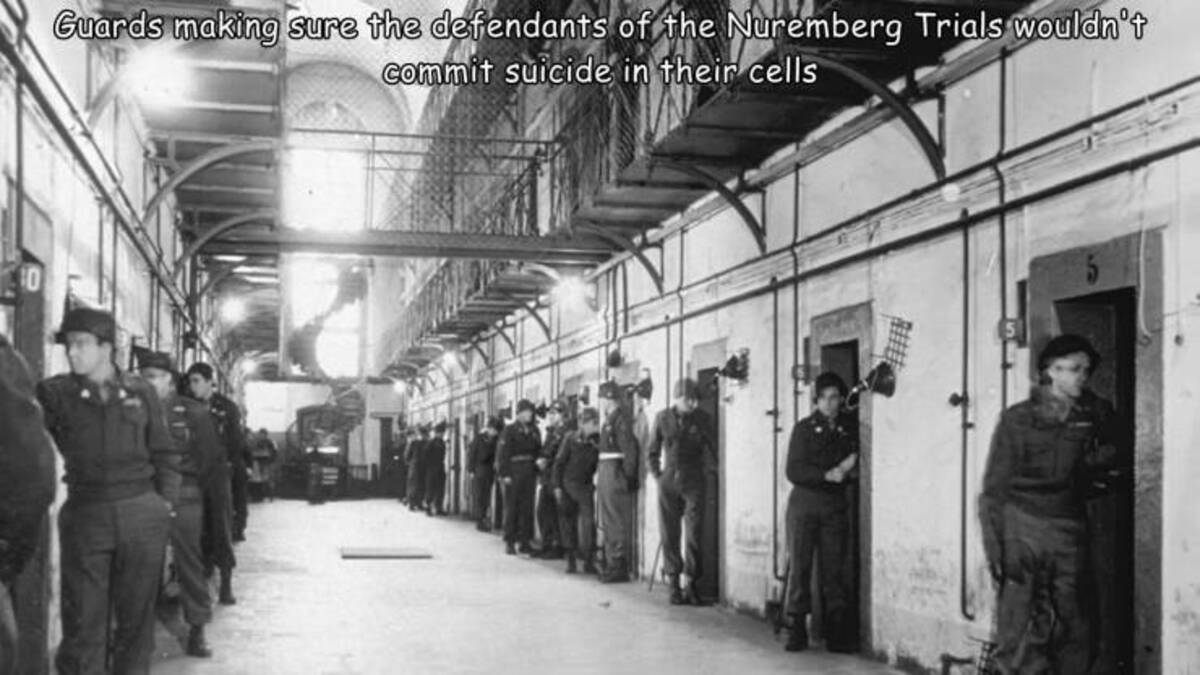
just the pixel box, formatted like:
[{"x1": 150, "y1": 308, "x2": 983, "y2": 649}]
[
  {"x1": 826, "y1": 609, "x2": 856, "y2": 653},
  {"x1": 505, "y1": 542, "x2": 517, "y2": 555},
  {"x1": 517, "y1": 541, "x2": 533, "y2": 555},
  {"x1": 582, "y1": 556, "x2": 599, "y2": 575},
  {"x1": 218, "y1": 569, "x2": 236, "y2": 606},
  {"x1": 565, "y1": 552, "x2": 578, "y2": 574},
  {"x1": 683, "y1": 581, "x2": 710, "y2": 606},
  {"x1": 186, "y1": 625, "x2": 213, "y2": 658},
  {"x1": 785, "y1": 615, "x2": 809, "y2": 652},
  {"x1": 668, "y1": 575, "x2": 686, "y2": 605}
]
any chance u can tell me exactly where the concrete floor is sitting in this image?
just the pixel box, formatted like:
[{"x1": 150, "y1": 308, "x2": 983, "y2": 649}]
[{"x1": 152, "y1": 499, "x2": 900, "y2": 675}]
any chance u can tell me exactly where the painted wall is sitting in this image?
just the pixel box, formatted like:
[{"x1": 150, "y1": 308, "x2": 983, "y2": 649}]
[{"x1": 405, "y1": 1, "x2": 1200, "y2": 670}]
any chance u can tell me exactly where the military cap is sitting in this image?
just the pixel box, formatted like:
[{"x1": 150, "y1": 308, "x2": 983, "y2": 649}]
[
  {"x1": 186, "y1": 362, "x2": 215, "y2": 381},
  {"x1": 674, "y1": 377, "x2": 699, "y2": 401},
  {"x1": 548, "y1": 400, "x2": 567, "y2": 415},
  {"x1": 135, "y1": 349, "x2": 176, "y2": 374},
  {"x1": 1038, "y1": 334, "x2": 1101, "y2": 372},
  {"x1": 55, "y1": 307, "x2": 116, "y2": 345},
  {"x1": 516, "y1": 399, "x2": 536, "y2": 414},
  {"x1": 434, "y1": 421, "x2": 447, "y2": 434}
]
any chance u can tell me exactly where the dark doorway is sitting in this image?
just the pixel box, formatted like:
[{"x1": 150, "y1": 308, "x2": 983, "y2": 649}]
[
  {"x1": 818, "y1": 340, "x2": 861, "y2": 650},
  {"x1": 377, "y1": 417, "x2": 403, "y2": 498},
  {"x1": 696, "y1": 366, "x2": 721, "y2": 603},
  {"x1": 1055, "y1": 288, "x2": 1136, "y2": 674}
]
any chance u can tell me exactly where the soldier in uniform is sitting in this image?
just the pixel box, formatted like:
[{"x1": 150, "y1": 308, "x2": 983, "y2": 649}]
[
  {"x1": 37, "y1": 308, "x2": 181, "y2": 674},
  {"x1": 980, "y1": 335, "x2": 1118, "y2": 674},
  {"x1": 783, "y1": 371, "x2": 858, "y2": 653},
  {"x1": 0, "y1": 333, "x2": 57, "y2": 675},
  {"x1": 534, "y1": 401, "x2": 568, "y2": 559},
  {"x1": 424, "y1": 422, "x2": 448, "y2": 516},
  {"x1": 406, "y1": 425, "x2": 429, "y2": 512},
  {"x1": 553, "y1": 407, "x2": 600, "y2": 575},
  {"x1": 137, "y1": 350, "x2": 223, "y2": 658},
  {"x1": 184, "y1": 363, "x2": 239, "y2": 606},
  {"x1": 497, "y1": 400, "x2": 542, "y2": 555},
  {"x1": 186, "y1": 363, "x2": 249, "y2": 544},
  {"x1": 467, "y1": 417, "x2": 503, "y2": 531},
  {"x1": 649, "y1": 378, "x2": 717, "y2": 605},
  {"x1": 595, "y1": 382, "x2": 640, "y2": 583}
]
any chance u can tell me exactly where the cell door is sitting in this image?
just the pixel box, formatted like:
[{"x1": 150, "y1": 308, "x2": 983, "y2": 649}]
[
  {"x1": 696, "y1": 367, "x2": 721, "y2": 603},
  {"x1": 1029, "y1": 231, "x2": 1163, "y2": 674}
]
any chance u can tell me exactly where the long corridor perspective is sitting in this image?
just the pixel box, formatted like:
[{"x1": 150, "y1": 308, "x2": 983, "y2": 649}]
[{"x1": 150, "y1": 501, "x2": 897, "y2": 675}]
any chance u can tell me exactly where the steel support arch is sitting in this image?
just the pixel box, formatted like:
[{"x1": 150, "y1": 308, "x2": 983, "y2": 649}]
[
  {"x1": 649, "y1": 160, "x2": 767, "y2": 255},
  {"x1": 492, "y1": 324, "x2": 517, "y2": 355},
  {"x1": 575, "y1": 223, "x2": 665, "y2": 295},
  {"x1": 780, "y1": 47, "x2": 947, "y2": 182},
  {"x1": 188, "y1": 265, "x2": 237, "y2": 309},
  {"x1": 173, "y1": 209, "x2": 277, "y2": 280},
  {"x1": 465, "y1": 340, "x2": 491, "y2": 368},
  {"x1": 518, "y1": 263, "x2": 563, "y2": 283},
  {"x1": 142, "y1": 140, "x2": 279, "y2": 224},
  {"x1": 493, "y1": 289, "x2": 553, "y2": 342}
]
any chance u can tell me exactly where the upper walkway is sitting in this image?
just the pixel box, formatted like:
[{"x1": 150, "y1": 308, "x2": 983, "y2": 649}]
[{"x1": 152, "y1": 499, "x2": 900, "y2": 674}]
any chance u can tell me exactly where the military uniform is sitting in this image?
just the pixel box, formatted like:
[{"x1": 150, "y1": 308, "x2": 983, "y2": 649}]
[
  {"x1": 497, "y1": 416, "x2": 542, "y2": 552},
  {"x1": 466, "y1": 431, "x2": 498, "y2": 529},
  {"x1": 648, "y1": 406, "x2": 716, "y2": 599},
  {"x1": 406, "y1": 432, "x2": 428, "y2": 511},
  {"x1": 424, "y1": 432, "x2": 448, "y2": 515},
  {"x1": 535, "y1": 421, "x2": 567, "y2": 555},
  {"x1": 980, "y1": 386, "x2": 1116, "y2": 674},
  {"x1": 784, "y1": 410, "x2": 857, "y2": 647},
  {"x1": 38, "y1": 365, "x2": 181, "y2": 675},
  {"x1": 162, "y1": 393, "x2": 224, "y2": 633},
  {"x1": 596, "y1": 404, "x2": 639, "y2": 581},
  {"x1": 0, "y1": 334, "x2": 56, "y2": 675},
  {"x1": 207, "y1": 393, "x2": 248, "y2": 541},
  {"x1": 552, "y1": 429, "x2": 599, "y2": 573}
]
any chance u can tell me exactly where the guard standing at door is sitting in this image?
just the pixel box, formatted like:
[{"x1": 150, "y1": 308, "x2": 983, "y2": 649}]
[
  {"x1": 406, "y1": 425, "x2": 429, "y2": 511},
  {"x1": 424, "y1": 422, "x2": 448, "y2": 516},
  {"x1": 186, "y1": 364, "x2": 249, "y2": 544},
  {"x1": 0, "y1": 333, "x2": 57, "y2": 675},
  {"x1": 649, "y1": 378, "x2": 717, "y2": 605},
  {"x1": 553, "y1": 407, "x2": 601, "y2": 575},
  {"x1": 137, "y1": 349, "x2": 222, "y2": 658},
  {"x1": 185, "y1": 363, "x2": 239, "y2": 606},
  {"x1": 980, "y1": 334, "x2": 1117, "y2": 674},
  {"x1": 783, "y1": 371, "x2": 858, "y2": 653},
  {"x1": 497, "y1": 400, "x2": 541, "y2": 555},
  {"x1": 596, "y1": 382, "x2": 640, "y2": 583},
  {"x1": 37, "y1": 308, "x2": 181, "y2": 675},
  {"x1": 467, "y1": 417, "x2": 503, "y2": 531},
  {"x1": 534, "y1": 401, "x2": 568, "y2": 558}
]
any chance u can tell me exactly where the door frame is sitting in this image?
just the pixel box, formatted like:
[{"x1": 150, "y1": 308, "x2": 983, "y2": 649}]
[
  {"x1": 1028, "y1": 230, "x2": 1164, "y2": 674},
  {"x1": 691, "y1": 338, "x2": 727, "y2": 603},
  {"x1": 809, "y1": 301, "x2": 874, "y2": 653}
]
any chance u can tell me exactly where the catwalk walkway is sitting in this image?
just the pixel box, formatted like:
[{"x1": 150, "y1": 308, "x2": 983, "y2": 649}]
[{"x1": 152, "y1": 499, "x2": 900, "y2": 674}]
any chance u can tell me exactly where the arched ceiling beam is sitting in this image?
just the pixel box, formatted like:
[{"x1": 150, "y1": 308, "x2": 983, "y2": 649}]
[
  {"x1": 518, "y1": 263, "x2": 563, "y2": 283},
  {"x1": 173, "y1": 209, "x2": 277, "y2": 280},
  {"x1": 649, "y1": 160, "x2": 766, "y2": 255},
  {"x1": 780, "y1": 46, "x2": 947, "y2": 182},
  {"x1": 575, "y1": 223, "x2": 665, "y2": 295},
  {"x1": 142, "y1": 140, "x2": 279, "y2": 224}
]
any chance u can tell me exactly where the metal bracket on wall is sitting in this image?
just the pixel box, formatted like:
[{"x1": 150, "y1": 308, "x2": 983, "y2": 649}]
[
  {"x1": 575, "y1": 222, "x2": 665, "y2": 295},
  {"x1": 649, "y1": 160, "x2": 767, "y2": 255},
  {"x1": 142, "y1": 140, "x2": 280, "y2": 224},
  {"x1": 779, "y1": 46, "x2": 947, "y2": 182}
]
